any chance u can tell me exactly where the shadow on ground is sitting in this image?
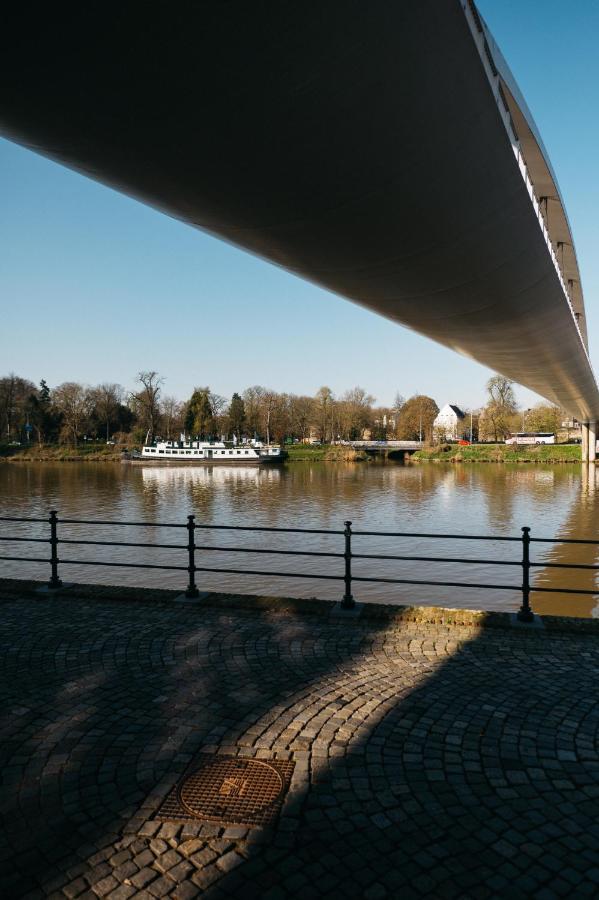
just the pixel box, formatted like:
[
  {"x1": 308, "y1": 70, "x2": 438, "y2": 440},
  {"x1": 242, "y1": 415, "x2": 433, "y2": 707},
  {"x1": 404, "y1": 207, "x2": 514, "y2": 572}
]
[{"x1": 0, "y1": 588, "x2": 598, "y2": 899}]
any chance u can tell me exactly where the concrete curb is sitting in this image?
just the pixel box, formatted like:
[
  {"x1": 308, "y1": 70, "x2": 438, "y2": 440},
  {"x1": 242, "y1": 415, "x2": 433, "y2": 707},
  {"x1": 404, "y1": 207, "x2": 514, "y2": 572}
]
[{"x1": 1, "y1": 577, "x2": 598, "y2": 636}]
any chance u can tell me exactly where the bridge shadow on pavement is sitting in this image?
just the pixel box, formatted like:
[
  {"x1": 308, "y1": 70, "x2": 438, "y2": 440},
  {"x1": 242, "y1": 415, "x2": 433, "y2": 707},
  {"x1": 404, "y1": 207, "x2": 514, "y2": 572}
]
[{"x1": 0, "y1": 587, "x2": 598, "y2": 899}]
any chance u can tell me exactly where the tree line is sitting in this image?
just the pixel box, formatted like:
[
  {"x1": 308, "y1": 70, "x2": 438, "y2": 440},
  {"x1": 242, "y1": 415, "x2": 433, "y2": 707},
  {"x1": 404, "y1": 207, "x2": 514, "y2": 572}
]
[{"x1": 0, "y1": 370, "x2": 563, "y2": 447}]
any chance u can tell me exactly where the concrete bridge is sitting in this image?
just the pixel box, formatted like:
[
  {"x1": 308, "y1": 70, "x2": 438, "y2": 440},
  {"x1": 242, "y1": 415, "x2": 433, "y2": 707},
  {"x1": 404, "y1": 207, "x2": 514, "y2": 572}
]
[
  {"x1": 345, "y1": 441, "x2": 423, "y2": 459},
  {"x1": 1, "y1": 1, "x2": 598, "y2": 458}
]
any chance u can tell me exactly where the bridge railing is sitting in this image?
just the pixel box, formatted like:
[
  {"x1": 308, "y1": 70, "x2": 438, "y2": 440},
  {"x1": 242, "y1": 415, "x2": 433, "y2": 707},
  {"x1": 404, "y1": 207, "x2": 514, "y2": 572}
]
[{"x1": 1, "y1": 512, "x2": 597, "y2": 621}]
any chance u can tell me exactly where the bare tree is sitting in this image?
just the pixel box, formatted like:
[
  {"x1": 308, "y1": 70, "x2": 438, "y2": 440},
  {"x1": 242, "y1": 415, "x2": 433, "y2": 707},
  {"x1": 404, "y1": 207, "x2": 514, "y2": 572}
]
[
  {"x1": 210, "y1": 392, "x2": 228, "y2": 437},
  {"x1": 397, "y1": 395, "x2": 439, "y2": 442},
  {"x1": 160, "y1": 395, "x2": 184, "y2": 440},
  {"x1": 0, "y1": 373, "x2": 36, "y2": 441},
  {"x1": 392, "y1": 392, "x2": 405, "y2": 414},
  {"x1": 484, "y1": 375, "x2": 517, "y2": 442},
  {"x1": 526, "y1": 403, "x2": 560, "y2": 434},
  {"x1": 260, "y1": 390, "x2": 280, "y2": 445},
  {"x1": 338, "y1": 387, "x2": 375, "y2": 440},
  {"x1": 131, "y1": 371, "x2": 163, "y2": 442},
  {"x1": 288, "y1": 395, "x2": 314, "y2": 442},
  {"x1": 92, "y1": 383, "x2": 123, "y2": 441},
  {"x1": 243, "y1": 386, "x2": 266, "y2": 437},
  {"x1": 52, "y1": 382, "x2": 92, "y2": 445},
  {"x1": 314, "y1": 386, "x2": 334, "y2": 443}
]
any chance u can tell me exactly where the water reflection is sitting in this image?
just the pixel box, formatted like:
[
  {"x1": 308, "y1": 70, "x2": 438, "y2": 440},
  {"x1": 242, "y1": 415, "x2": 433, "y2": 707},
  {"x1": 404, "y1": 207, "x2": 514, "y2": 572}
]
[
  {"x1": 0, "y1": 460, "x2": 597, "y2": 615},
  {"x1": 531, "y1": 464, "x2": 599, "y2": 618}
]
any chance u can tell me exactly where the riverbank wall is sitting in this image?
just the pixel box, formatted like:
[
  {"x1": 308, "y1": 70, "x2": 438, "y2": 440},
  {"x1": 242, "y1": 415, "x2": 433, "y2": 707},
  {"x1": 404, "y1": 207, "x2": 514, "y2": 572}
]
[{"x1": 2, "y1": 576, "x2": 598, "y2": 634}]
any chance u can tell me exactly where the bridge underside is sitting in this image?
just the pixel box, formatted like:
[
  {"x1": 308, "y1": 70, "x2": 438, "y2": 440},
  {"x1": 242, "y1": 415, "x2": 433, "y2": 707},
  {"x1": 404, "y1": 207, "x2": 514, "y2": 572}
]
[{"x1": 1, "y1": 1, "x2": 598, "y2": 420}]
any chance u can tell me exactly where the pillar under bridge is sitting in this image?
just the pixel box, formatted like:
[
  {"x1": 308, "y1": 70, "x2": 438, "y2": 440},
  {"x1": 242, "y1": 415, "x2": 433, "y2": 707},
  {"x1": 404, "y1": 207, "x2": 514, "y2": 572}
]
[{"x1": 581, "y1": 422, "x2": 597, "y2": 463}]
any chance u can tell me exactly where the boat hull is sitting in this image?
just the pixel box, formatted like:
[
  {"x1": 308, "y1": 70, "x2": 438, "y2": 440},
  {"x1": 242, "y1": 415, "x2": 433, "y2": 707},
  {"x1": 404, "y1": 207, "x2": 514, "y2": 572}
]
[{"x1": 121, "y1": 454, "x2": 284, "y2": 466}]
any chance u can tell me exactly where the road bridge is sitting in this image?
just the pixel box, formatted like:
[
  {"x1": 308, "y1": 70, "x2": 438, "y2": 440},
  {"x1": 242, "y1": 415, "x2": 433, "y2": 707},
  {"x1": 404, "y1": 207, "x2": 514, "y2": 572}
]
[
  {"x1": 345, "y1": 441, "x2": 423, "y2": 459},
  {"x1": 1, "y1": 1, "x2": 598, "y2": 458}
]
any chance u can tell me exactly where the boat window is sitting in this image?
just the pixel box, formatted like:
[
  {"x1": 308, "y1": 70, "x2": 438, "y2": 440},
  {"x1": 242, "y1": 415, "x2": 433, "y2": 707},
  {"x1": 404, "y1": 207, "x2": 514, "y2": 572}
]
[
  {"x1": 159, "y1": 450, "x2": 164, "y2": 454},
  {"x1": 245, "y1": 450, "x2": 249, "y2": 454}
]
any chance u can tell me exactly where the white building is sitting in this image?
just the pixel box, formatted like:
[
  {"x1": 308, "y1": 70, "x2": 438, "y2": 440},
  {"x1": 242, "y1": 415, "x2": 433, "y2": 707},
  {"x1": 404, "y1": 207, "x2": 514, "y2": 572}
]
[{"x1": 433, "y1": 404, "x2": 466, "y2": 441}]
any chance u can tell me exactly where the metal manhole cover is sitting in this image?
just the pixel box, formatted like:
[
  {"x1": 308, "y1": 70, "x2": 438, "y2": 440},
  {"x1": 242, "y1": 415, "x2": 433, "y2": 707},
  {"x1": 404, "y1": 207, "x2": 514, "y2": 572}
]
[
  {"x1": 154, "y1": 754, "x2": 295, "y2": 827},
  {"x1": 180, "y1": 758, "x2": 284, "y2": 819}
]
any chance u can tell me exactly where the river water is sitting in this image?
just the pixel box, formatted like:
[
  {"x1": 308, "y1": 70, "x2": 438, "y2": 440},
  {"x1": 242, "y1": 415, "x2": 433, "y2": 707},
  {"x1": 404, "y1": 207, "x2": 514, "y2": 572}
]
[{"x1": 1, "y1": 460, "x2": 598, "y2": 617}]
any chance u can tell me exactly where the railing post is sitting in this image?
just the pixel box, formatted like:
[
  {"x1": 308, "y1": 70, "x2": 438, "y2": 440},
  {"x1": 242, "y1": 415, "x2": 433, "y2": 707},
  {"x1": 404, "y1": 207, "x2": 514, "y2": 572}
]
[
  {"x1": 48, "y1": 510, "x2": 62, "y2": 589},
  {"x1": 341, "y1": 520, "x2": 354, "y2": 609},
  {"x1": 517, "y1": 526, "x2": 533, "y2": 622},
  {"x1": 185, "y1": 514, "x2": 199, "y2": 598}
]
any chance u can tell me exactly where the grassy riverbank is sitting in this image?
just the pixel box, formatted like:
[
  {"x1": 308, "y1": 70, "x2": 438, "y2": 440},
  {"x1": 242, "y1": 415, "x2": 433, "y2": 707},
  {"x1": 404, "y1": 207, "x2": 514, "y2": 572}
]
[
  {"x1": 413, "y1": 443, "x2": 582, "y2": 463},
  {"x1": 284, "y1": 443, "x2": 368, "y2": 461},
  {"x1": 1, "y1": 442, "x2": 367, "y2": 463},
  {"x1": 1, "y1": 441, "x2": 584, "y2": 464},
  {"x1": 0, "y1": 443, "x2": 124, "y2": 462}
]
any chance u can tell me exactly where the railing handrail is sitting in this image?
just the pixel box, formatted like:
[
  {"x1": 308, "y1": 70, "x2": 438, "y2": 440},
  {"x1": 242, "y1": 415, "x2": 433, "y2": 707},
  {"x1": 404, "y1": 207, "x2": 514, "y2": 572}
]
[
  {"x1": 1, "y1": 511, "x2": 598, "y2": 620},
  {"x1": 3, "y1": 513, "x2": 598, "y2": 545}
]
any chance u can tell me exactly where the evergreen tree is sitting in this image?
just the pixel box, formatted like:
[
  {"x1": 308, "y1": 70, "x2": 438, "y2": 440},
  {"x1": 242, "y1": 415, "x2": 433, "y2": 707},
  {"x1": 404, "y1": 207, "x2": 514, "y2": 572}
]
[
  {"x1": 228, "y1": 393, "x2": 246, "y2": 438},
  {"x1": 39, "y1": 379, "x2": 51, "y2": 404},
  {"x1": 185, "y1": 387, "x2": 215, "y2": 438}
]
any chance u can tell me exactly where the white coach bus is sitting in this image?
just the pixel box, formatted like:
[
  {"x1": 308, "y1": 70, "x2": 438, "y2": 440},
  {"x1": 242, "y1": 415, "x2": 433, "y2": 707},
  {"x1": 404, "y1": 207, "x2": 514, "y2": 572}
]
[{"x1": 505, "y1": 432, "x2": 556, "y2": 446}]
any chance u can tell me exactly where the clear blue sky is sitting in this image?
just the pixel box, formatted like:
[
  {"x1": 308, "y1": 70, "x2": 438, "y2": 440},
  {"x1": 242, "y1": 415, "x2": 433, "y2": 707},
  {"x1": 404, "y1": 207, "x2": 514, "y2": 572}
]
[{"x1": 1, "y1": 1, "x2": 598, "y2": 410}]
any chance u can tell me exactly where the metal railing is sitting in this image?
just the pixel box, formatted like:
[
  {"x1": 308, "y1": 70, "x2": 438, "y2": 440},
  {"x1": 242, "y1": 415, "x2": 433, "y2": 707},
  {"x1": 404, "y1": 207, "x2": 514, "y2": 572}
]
[{"x1": 1, "y1": 511, "x2": 598, "y2": 622}]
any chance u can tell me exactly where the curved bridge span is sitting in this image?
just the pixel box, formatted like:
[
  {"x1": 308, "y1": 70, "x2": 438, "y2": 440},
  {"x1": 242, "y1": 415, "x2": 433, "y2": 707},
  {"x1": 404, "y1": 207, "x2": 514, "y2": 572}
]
[{"x1": 1, "y1": 1, "x2": 598, "y2": 451}]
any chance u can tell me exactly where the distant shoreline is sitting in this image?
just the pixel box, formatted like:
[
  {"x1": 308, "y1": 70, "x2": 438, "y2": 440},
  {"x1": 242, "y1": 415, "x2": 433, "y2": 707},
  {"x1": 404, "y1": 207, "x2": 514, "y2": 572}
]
[
  {"x1": 0, "y1": 443, "x2": 369, "y2": 464},
  {"x1": 0, "y1": 443, "x2": 586, "y2": 465}
]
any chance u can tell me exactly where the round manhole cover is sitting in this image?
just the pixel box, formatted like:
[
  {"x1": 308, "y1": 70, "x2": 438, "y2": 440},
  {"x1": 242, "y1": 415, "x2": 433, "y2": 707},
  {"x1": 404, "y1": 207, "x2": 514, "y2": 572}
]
[{"x1": 178, "y1": 758, "x2": 285, "y2": 822}]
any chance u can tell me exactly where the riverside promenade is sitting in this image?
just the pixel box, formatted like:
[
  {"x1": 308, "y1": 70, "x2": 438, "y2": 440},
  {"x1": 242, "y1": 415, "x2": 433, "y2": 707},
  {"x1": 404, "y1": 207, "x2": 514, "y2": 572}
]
[{"x1": 1, "y1": 580, "x2": 599, "y2": 899}]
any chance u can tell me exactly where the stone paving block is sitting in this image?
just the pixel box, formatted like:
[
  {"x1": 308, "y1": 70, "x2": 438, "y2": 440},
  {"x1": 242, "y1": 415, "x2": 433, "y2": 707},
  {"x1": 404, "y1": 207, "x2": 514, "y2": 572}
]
[
  {"x1": 130, "y1": 868, "x2": 157, "y2": 889},
  {"x1": 170, "y1": 883, "x2": 201, "y2": 900},
  {"x1": 178, "y1": 840, "x2": 204, "y2": 859},
  {"x1": 2, "y1": 594, "x2": 599, "y2": 899},
  {"x1": 190, "y1": 864, "x2": 222, "y2": 889},
  {"x1": 132, "y1": 850, "x2": 154, "y2": 870},
  {"x1": 215, "y1": 850, "x2": 244, "y2": 873},
  {"x1": 146, "y1": 875, "x2": 173, "y2": 898},
  {"x1": 92, "y1": 875, "x2": 120, "y2": 897},
  {"x1": 112, "y1": 861, "x2": 138, "y2": 882},
  {"x1": 148, "y1": 840, "x2": 168, "y2": 857},
  {"x1": 167, "y1": 861, "x2": 194, "y2": 883},
  {"x1": 64, "y1": 877, "x2": 89, "y2": 898},
  {"x1": 105, "y1": 886, "x2": 136, "y2": 900},
  {"x1": 153, "y1": 849, "x2": 181, "y2": 873},
  {"x1": 189, "y1": 847, "x2": 217, "y2": 868}
]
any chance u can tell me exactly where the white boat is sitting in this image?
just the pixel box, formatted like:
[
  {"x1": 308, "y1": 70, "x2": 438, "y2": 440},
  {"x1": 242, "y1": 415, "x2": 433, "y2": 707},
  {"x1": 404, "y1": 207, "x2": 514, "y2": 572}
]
[{"x1": 126, "y1": 437, "x2": 286, "y2": 465}]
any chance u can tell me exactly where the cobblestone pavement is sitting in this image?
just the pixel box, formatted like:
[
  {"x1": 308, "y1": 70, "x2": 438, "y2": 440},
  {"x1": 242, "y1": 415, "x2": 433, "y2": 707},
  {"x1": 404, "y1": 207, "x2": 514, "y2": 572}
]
[{"x1": 1, "y1": 592, "x2": 599, "y2": 899}]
